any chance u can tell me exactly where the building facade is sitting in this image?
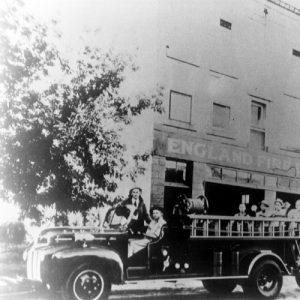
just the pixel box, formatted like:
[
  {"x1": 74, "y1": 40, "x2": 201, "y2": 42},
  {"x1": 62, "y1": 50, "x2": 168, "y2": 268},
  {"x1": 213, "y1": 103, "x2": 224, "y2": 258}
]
[{"x1": 150, "y1": 0, "x2": 300, "y2": 216}]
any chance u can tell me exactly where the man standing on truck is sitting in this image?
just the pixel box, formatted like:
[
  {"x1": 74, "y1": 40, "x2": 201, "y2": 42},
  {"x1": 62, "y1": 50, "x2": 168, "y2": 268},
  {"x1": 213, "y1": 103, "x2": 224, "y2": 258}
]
[{"x1": 122, "y1": 187, "x2": 151, "y2": 234}]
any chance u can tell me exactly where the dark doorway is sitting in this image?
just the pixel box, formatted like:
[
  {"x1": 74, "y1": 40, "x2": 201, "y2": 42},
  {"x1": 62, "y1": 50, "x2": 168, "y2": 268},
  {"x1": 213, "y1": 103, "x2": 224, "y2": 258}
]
[{"x1": 205, "y1": 182, "x2": 264, "y2": 216}]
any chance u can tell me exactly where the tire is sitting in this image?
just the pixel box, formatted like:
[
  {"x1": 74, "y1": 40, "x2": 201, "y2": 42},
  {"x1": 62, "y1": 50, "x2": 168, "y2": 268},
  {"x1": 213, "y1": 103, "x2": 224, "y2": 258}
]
[
  {"x1": 243, "y1": 260, "x2": 283, "y2": 299},
  {"x1": 63, "y1": 263, "x2": 111, "y2": 300},
  {"x1": 202, "y1": 279, "x2": 236, "y2": 294}
]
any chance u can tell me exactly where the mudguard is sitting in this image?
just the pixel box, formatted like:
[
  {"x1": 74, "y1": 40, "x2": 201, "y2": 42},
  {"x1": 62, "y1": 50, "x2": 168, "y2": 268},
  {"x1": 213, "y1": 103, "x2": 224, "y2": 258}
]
[
  {"x1": 52, "y1": 247, "x2": 124, "y2": 283},
  {"x1": 247, "y1": 250, "x2": 290, "y2": 275}
]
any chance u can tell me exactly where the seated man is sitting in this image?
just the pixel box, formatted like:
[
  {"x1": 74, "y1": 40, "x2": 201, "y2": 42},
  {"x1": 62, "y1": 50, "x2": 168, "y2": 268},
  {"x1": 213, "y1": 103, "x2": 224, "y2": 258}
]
[
  {"x1": 228, "y1": 203, "x2": 249, "y2": 235},
  {"x1": 269, "y1": 199, "x2": 288, "y2": 235},
  {"x1": 256, "y1": 200, "x2": 273, "y2": 217},
  {"x1": 128, "y1": 206, "x2": 166, "y2": 257},
  {"x1": 288, "y1": 199, "x2": 300, "y2": 235}
]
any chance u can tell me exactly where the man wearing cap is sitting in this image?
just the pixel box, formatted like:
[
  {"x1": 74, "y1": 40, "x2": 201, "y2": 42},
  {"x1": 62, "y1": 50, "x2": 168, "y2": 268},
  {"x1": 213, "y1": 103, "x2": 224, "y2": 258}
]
[
  {"x1": 128, "y1": 206, "x2": 166, "y2": 257},
  {"x1": 256, "y1": 199, "x2": 273, "y2": 217},
  {"x1": 271, "y1": 199, "x2": 287, "y2": 217},
  {"x1": 121, "y1": 187, "x2": 151, "y2": 234},
  {"x1": 269, "y1": 198, "x2": 288, "y2": 235}
]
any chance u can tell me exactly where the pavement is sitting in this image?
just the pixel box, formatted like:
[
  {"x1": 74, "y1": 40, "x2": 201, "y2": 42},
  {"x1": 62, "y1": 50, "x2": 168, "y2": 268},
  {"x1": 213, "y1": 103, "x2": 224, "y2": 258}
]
[{"x1": 1, "y1": 275, "x2": 300, "y2": 300}]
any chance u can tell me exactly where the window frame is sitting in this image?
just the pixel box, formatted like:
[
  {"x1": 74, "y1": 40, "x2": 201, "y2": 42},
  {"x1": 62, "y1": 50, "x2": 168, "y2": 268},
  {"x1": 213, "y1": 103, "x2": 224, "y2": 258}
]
[
  {"x1": 169, "y1": 90, "x2": 192, "y2": 124},
  {"x1": 220, "y1": 19, "x2": 232, "y2": 30},
  {"x1": 292, "y1": 49, "x2": 300, "y2": 58},
  {"x1": 165, "y1": 158, "x2": 193, "y2": 187},
  {"x1": 212, "y1": 102, "x2": 231, "y2": 130},
  {"x1": 251, "y1": 101, "x2": 266, "y2": 130},
  {"x1": 250, "y1": 100, "x2": 267, "y2": 150}
]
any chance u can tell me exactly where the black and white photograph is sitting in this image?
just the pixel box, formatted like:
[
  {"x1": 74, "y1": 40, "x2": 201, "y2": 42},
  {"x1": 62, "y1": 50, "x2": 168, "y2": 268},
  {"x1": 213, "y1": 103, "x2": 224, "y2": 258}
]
[{"x1": 1, "y1": 0, "x2": 300, "y2": 299}]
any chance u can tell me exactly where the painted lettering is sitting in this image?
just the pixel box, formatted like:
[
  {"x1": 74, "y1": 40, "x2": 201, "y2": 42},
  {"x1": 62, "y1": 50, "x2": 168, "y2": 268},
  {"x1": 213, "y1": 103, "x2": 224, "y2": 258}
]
[
  {"x1": 182, "y1": 140, "x2": 194, "y2": 155},
  {"x1": 232, "y1": 151, "x2": 242, "y2": 164},
  {"x1": 266, "y1": 157, "x2": 272, "y2": 169},
  {"x1": 194, "y1": 143, "x2": 207, "y2": 158},
  {"x1": 296, "y1": 163, "x2": 300, "y2": 177},
  {"x1": 271, "y1": 158, "x2": 282, "y2": 170},
  {"x1": 242, "y1": 153, "x2": 253, "y2": 165},
  {"x1": 167, "y1": 138, "x2": 300, "y2": 178},
  {"x1": 167, "y1": 138, "x2": 182, "y2": 154},
  {"x1": 207, "y1": 145, "x2": 219, "y2": 160},
  {"x1": 219, "y1": 149, "x2": 231, "y2": 163},
  {"x1": 257, "y1": 155, "x2": 266, "y2": 168},
  {"x1": 282, "y1": 159, "x2": 292, "y2": 171}
]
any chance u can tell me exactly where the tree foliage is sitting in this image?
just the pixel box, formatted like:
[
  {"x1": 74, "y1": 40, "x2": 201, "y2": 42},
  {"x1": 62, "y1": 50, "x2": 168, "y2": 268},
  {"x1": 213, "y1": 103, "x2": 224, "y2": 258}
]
[{"x1": 0, "y1": 1, "x2": 164, "y2": 217}]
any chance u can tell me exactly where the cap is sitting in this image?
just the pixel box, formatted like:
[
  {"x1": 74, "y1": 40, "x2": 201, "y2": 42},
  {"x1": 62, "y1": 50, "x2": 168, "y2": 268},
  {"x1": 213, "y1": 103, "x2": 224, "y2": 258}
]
[
  {"x1": 260, "y1": 199, "x2": 271, "y2": 207},
  {"x1": 275, "y1": 198, "x2": 284, "y2": 207},
  {"x1": 129, "y1": 187, "x2": 142, "y2": 194},
  {"x1": 150, "y1": 206, "x2": 164, "y2": 214}
]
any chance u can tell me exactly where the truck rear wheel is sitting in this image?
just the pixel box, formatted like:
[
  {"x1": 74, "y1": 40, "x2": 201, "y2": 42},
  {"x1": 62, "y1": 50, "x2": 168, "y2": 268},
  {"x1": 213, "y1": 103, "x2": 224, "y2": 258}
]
[
  {"x1": 243, "y1": 260, "x2": 282, "y2": 299},
  {"x1": 202, "y1": 279, "x2": 236, "y2": 294},
  {"x1": 63, "y1": 263, "x2": 111, "y2": 300}
]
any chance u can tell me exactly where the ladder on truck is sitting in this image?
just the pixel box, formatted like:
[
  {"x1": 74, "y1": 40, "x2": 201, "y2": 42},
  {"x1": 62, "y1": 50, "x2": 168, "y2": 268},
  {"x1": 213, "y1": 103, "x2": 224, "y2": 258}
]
[{"x1": 186, "y1": 215, "x2": 300, "y2": 238}]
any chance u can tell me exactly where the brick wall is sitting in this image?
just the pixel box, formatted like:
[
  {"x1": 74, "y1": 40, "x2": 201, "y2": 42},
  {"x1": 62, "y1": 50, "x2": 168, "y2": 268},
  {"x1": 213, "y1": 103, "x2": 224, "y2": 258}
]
[
  {"x1": 150, "y1": 155, "x2": 166, "y2": 207},
  {"x1": 192, "y1": 162, "x2": 207, "y2": 198}
]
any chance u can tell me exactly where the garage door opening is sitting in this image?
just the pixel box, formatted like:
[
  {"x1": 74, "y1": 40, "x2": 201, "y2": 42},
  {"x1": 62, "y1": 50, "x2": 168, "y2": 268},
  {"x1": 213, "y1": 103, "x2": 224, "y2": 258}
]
[{"x1": 205, "y1": 182, "x2": 264, "y2": 216}]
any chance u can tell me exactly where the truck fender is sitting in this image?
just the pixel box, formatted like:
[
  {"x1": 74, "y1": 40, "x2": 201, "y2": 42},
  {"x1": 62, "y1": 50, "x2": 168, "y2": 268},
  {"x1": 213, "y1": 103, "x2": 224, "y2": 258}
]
[
  {"x1": 52, "y1": 247, "x2": 124, "y2": 283},
  {"x1": 247, "y1": 251, "x2": 290, "y2": 275}
]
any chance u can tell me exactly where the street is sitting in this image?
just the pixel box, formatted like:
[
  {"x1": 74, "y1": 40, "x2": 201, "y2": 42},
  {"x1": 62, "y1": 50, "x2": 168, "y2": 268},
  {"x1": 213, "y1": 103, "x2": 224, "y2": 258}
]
[{"x1": 1, "y1": 276, "x2": 300, "y2": 300}]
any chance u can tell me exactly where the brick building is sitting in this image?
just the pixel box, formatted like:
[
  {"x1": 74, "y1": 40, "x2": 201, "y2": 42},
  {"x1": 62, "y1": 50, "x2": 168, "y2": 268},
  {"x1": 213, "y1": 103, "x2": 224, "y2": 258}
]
[{"x1": 150, "y1": 0, "x2": 300, "y2": 217}]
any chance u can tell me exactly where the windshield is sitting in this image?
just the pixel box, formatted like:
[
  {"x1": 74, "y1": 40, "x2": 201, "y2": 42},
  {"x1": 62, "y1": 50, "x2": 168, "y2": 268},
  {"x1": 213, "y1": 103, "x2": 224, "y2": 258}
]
[{"x1": 104, "y1": 205, "x2": 131, "y2": 229}]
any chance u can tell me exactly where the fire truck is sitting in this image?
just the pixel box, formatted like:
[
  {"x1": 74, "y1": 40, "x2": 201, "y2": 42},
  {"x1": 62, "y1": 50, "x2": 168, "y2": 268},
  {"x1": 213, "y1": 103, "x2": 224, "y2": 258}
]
[{"x1": 25, "y1": 198, "x2": 300, "y2": 300}]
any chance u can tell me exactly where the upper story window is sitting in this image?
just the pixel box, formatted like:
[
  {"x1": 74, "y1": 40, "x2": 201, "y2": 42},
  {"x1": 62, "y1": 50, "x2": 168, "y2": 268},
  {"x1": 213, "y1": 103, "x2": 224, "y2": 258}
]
[
  {"x1": 169, "y1": 91, "x2": 192, "y2": 124},
  {"x1": 292, "y1": 49, "x2": 300, "y2": 58},
  {"x1": 220, "y1": 19, "x2": 232, "y2": 30},
  {"x1": 250, "y1": 101, "x2": 266, "y2": 150},
  {"x1": 251, "y1": 101, "x2": 266, "y2": 129},
  {"x1": 212, "y1": 103, "x2": 230, "y2": 129}
]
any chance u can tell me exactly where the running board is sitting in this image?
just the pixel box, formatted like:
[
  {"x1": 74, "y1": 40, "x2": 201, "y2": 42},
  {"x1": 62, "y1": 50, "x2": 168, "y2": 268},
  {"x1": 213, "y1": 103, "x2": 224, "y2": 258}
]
[{"x1": 125, "y1": 274, "x2": 248, "y2": 284}]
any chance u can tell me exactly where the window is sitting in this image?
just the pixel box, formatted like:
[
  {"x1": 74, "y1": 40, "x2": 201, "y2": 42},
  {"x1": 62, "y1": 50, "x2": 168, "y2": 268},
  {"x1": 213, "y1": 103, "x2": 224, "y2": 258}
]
[
  {"x1": 293, "y1": 49, "x2": 300, "y2": 58},
  {"x1": 220, "y1": 19, "x2": 232, "y2": 30},
  {"x1": 169, "y1": 91, "x2": 192, "y2": 123},
  {"x1": 164, "y1": 159, "x2": 193, "y2": 219},
  {"x1": 251, "y1": 102, "x2": 265, "y2": 128},
  {"x1": 213, "y1": 103, "x2": 230, "y2": 129},
  {"x1": 165, "y1": 160, "x2": 187, "y2": 183},
  {"x1": 250, "y1": 130, "x2": 265, "y2": 150},
  {"x1": 165, "y1": 159, "x2": 192, "y2": 184},
  {"x1": 250, "y1": 101, "x2": 266, "y2": 150}
]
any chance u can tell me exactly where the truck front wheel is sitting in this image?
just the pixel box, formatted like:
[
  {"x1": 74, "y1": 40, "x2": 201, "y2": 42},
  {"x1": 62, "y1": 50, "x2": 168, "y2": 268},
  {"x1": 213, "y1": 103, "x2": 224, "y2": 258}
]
[
  {"x1": 243, "y1": 260, "x2": 282, "y2": 299},
  {"x1": 202, "y1": 279, "x2": 236, "y2": 294},
  {"x1": 63, "y1": 264, "x2": 111, "y2": 300}
]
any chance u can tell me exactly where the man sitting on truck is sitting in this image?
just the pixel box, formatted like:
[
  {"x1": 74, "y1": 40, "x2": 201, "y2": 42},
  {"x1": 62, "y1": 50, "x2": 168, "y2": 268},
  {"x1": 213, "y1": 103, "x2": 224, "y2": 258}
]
[
  {"x1": 269, "y1": 199, "x2": 288, "y2": 235},
  {"x1": 128, "y1": 206, "x2": 166, "y2": 257},
  {"x1": 256, "y1": 200, "x2": 273, "y2": 217},
  {"x1": 287, "y1": 199, "x2": 300, "y2": 235}
]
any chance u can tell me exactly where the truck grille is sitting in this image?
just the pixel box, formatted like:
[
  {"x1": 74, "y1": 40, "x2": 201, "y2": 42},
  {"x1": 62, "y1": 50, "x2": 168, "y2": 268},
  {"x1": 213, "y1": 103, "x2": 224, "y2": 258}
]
[{"x1": 27, "y1": 249, "x2": 42, "y2": 281}]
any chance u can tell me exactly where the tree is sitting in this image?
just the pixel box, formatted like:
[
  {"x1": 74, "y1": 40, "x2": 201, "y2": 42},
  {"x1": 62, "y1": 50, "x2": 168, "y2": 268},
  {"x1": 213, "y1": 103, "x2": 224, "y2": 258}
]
[{"x1": 0, "y1": 0, "x2": 164, "y2": 218}]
